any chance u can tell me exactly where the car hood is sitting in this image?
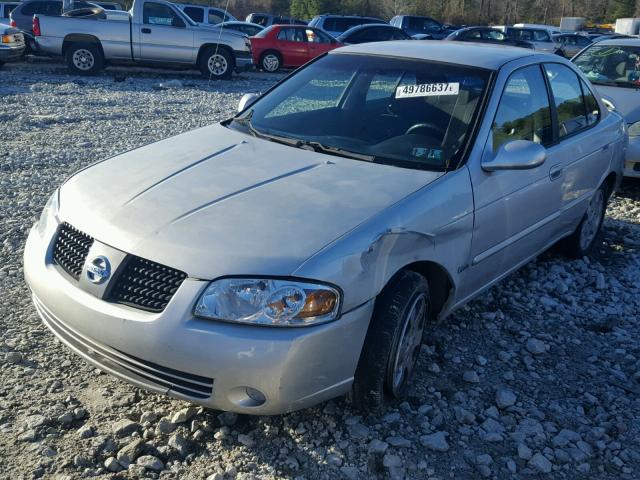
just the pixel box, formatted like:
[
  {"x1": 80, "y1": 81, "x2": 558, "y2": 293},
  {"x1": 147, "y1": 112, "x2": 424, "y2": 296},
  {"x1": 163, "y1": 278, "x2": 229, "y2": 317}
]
[
  {"x1": 594, "y1": 84, "x2": 640, "y2": 123},
  {"x1": 60, "y1": 124, "x2": 443, "y2": 279}
]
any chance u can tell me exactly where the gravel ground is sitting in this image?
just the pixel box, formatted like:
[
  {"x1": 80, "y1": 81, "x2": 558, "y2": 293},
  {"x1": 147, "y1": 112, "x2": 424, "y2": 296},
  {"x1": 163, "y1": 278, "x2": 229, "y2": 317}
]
[{"x1": 1, "y1": 59, "x2": 640, "y2": 480}]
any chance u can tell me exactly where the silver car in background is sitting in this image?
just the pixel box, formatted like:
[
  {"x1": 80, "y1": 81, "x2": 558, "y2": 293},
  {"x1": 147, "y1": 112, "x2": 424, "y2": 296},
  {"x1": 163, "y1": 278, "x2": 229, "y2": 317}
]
[
  {"x1": 0, "y1": 22, "x2": 24, "y2": 66},
  {"x1": 573, "y1": 39, "x2": 640, "y2": 177},
  {"x1": 25, "y1": 42, "x2": 625, "y2": 415}
]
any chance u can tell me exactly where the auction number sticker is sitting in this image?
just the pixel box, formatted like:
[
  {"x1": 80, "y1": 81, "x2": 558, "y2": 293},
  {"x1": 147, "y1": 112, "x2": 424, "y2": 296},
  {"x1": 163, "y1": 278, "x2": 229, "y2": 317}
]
[{"x1": 395, "y1": 82, "x2": 459, "y2": 99}]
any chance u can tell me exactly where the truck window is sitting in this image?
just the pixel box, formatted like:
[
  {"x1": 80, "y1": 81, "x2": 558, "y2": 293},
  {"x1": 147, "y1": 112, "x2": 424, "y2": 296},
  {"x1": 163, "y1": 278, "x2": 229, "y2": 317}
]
[
  {"x1": 143, "y1": 2, "x2": 184, "y2": 27},
  {"x1": 183, "y1": 6, "x2": 204, "y2": 23},
  {"x1": 207, "y1": 9, "x2": 225, "y2": 24}
]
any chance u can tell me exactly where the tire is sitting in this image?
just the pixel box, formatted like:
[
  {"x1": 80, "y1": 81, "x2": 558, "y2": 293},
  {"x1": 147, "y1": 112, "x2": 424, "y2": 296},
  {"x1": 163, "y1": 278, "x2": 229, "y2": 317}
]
[
  {"x1": 199, "y1": 46, "x2": 234, "y2": 80},
  {"x1": 352, "y1": 270, "x2": 430, "y2": 412},
  {"x1": 559, "y1": 184, "x2": 608, "y2": 258},
  {"x1": 259, "y1": 51, "x2": 281, "y2": 72},
  {"x1": 65, "y1": 42, "x2": 103, "y2": 75}
]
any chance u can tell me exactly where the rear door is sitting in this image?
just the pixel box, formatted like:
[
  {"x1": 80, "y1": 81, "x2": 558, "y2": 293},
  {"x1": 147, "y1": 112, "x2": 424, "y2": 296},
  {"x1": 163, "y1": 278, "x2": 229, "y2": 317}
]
[
  {"x1": 275, "y1": 26, "x2": 309, "y2": 66},
  {"x1": 138, "y1": 1, "x2": 194, "y2": 63},
  {"x1": 542, "y1": 63, "x2": 611, "y2": 233}
]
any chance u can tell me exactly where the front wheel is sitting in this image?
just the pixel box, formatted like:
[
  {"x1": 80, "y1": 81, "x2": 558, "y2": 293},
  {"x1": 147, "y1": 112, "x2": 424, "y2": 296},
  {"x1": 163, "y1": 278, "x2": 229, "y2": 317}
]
[
  {"x1": 199, "y1": 47, "x2": 233, "y2": 80},
  {"x1": 352, "y1": 270, "x2": 430, "y2": 412},
  {"x1": 65, "y1": 42, "x2": 104, "y2": 75},
  {"x1": 560, "y1": 184, "x2": 607, "y2": 257}
]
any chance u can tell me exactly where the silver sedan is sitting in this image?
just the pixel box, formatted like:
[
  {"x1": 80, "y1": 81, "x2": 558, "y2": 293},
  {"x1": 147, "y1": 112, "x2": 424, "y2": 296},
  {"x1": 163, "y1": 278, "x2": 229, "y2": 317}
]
[{"x1": 24, "y1": 42, "x2": 625, "y2": 415}]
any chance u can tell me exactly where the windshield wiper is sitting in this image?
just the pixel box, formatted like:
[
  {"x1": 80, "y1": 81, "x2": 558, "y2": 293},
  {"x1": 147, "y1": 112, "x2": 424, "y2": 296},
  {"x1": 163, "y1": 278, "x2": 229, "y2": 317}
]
[
  {"x1": 232, "y1": 114, "x2": 375, "y2": 162},
  {"x1": 297, "y1": 140, "x2": 375, "y2": 162}
]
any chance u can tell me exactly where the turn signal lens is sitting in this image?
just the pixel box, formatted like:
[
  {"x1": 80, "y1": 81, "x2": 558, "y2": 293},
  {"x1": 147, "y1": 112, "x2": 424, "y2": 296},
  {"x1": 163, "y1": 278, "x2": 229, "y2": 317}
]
[{"x1": 298, "y1": 290, "x2": 338, "y2": 318}]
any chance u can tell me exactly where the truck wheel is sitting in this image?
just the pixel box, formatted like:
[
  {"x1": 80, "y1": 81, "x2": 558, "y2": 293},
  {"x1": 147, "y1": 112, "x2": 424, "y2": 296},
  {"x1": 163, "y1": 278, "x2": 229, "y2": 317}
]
[
  {"x1": 559, "y1": 184, "x2": 608, "y2": 258},
  {"x1": 352, "y1": 270, "x2": 430, "y2": 412},
  {"x1": 66, "y1": 42, "x2": 103, "y2": 75},
  {"x1": 260, "y1": 51, "x2": 281, "y2": 72},
  {"x1": 199, "y1": 47, "x2": 233, "y2": 80}
]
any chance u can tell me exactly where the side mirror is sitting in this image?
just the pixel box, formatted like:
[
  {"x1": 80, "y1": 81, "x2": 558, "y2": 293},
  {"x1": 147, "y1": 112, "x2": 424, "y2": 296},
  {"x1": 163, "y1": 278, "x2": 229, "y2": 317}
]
[
  {"x1": 482, "y1": 140, "x2": 546, "y2": 171},
  {"x1": 237, "y1": 93, "x2": 259, "y2": 112}
]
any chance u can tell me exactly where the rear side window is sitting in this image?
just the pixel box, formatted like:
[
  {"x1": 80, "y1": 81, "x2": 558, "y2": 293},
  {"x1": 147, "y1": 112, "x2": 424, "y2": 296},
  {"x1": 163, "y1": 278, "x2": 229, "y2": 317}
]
[
  {"x1": 581, "y1": 79, "x2": 600, "y2": 126},
  {"x1": 183, "y1": 6, "x2": 203, "y2": 23},
  {"x1": 3, "y1": 3, "x2": 18, "y2": 17},
  {"x1": 208, "y1": 9, "x2": 225, "y2": 24},
  {"x1": 544, "y1": 63, "x2": 590, "y2": 137},
  {"x1": 22, "y1": 1, "x2": 62, "y2": 16},
  {"x1": 492, "y1": 65, "x2": 553, "y2": 151}
]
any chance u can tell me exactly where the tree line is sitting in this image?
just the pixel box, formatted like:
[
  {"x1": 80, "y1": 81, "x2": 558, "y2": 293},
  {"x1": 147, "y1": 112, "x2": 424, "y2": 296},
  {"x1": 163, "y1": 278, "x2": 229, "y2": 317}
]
[{"x1": 173, "y1": 0, "x2": 640, "y2": 25}]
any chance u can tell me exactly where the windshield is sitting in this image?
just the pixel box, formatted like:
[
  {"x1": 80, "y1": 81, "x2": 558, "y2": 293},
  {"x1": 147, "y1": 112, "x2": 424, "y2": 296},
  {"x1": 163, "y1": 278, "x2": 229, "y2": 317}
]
[
  {"x1": 228, "y1": 53, "x2": 490, "y2": 171},
  {"x1": 574, "y1": 44, "x2": 640, "y2": 88}
]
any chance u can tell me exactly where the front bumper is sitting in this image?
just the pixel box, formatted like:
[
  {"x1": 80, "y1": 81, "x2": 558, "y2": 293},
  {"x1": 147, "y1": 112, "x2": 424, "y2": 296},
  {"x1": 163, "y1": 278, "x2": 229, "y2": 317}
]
[
  {"x1": 234, "y1": 51, "x2": 253, "y2": 72},
  {"x1": 625, "y1": 135, "x2": 640, "y2": 178},
  {"x1": 0, "y1": 44, "x2": 25, "y2": 62},
  {"x1": 24, "y1": 223, "x2": 373, "y2": 415}
]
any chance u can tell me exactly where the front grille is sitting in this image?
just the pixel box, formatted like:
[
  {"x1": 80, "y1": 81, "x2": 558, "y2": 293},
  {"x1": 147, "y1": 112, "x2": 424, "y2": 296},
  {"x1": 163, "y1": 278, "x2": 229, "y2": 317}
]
[
  {"x1": 52, "y1": 223, "x2": 94, "y2": 279},
  {"x1": 107, "y1": 256, "x2": 187, "y2": 313},
  {"x1": 35, "y1": 296, "x2": 213, "y2": 399}
]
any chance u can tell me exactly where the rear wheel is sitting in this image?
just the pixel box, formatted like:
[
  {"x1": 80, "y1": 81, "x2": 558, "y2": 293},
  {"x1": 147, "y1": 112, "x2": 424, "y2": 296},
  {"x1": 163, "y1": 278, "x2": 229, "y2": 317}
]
[
  {"x1": 559, "y1": 184, "x2": 607, "y2": 257},
  {"x1": 260, "y1": 51, "x2": 281, "y2": 72},
  {"x1": 199, "y1": 46, "x2": 234, "y2": 80},
  {"x1": 65, "y1": 42, "x2": 103, "y2": 75},
  {"x1": 352, "y1": 271, "x2": 429, "y2": 412}
]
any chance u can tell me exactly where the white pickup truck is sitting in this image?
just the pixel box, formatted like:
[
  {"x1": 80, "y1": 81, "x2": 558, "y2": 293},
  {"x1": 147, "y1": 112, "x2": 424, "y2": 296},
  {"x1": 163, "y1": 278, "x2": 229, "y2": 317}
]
[{"x1": 33, "y1": 0, "x2": 252, "y2": 78}]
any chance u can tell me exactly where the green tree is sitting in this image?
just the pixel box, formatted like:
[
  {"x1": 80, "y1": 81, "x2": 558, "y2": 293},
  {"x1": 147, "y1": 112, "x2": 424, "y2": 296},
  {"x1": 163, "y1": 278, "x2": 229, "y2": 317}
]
[{"x1": 290, "y1": 0, "x2": 323, "y2": 18}]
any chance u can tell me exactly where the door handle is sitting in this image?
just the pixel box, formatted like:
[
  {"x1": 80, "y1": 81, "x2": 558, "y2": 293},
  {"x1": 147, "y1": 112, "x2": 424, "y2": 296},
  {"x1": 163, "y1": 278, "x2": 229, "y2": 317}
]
[
  {"x1": 549, "y1": 166, "x2": 563, "y2": 181},
  {"x1": 141, "y1": 28, "x2": 152, "y2": 34}
]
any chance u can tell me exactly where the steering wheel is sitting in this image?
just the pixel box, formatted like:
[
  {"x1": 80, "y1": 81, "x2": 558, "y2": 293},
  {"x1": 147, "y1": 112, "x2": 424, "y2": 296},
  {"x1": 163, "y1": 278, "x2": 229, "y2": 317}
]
[{"x1": 405, "y1": 123, "x2": 446, "y2": 138}]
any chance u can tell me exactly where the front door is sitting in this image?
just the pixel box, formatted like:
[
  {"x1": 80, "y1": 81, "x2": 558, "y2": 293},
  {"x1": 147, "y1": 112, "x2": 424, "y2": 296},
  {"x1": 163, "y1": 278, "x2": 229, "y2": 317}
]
[
  {"x1": 460, "y1": 64, "x2": 563, "y2": 300},
  {"x1": 306, "y1": 28, "x2": 335, "y2": 59},
  {"x1": 138, "y1": 2, "x2": 194, "y2": 63}
]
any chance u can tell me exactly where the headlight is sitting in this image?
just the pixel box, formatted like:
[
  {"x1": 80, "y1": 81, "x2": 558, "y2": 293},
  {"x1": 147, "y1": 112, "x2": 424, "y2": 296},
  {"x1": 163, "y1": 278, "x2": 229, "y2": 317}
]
[
  {"x1": 36, "y1": 189, "x2": 59, "y2": 238},
  {"x1": 194, "y1": 278, "x2": 341, "y2": 327},
  {"x1": 628, "y1": 121, "x2": 640, "y2": 137}
]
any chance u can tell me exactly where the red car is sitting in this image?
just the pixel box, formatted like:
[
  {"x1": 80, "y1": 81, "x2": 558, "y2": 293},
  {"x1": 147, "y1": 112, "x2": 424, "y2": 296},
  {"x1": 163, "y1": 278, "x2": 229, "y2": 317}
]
[{"x1": 250, "y1": 25, "x2": 341, "y2": 72}]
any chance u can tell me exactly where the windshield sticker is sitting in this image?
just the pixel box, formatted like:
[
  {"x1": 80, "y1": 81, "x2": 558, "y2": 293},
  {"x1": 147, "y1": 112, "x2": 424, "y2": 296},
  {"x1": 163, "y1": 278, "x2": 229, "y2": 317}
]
[{"x1": 396, "y1": 82, "x2": 459, "y2": 99}]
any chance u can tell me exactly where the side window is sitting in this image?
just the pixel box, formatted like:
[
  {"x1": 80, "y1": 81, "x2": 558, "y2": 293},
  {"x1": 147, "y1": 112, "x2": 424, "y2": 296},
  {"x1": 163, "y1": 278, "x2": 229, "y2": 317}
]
[
  {"x1": 468, "y1": 29, "x2": 482, "y2": 39},
  {"x1": 392, "y1": 29, "x2": 409, "y2": 40},
  {"x1": 577, "y1": 36, "x2": 591, "y2": 46},
  {"x1": 207, "y1": 9, "x2": 224, "y2": 24},
  {"x1": 580, "y1": 79, "x2": 600, "y2": 126},
  {"x1": 143, "y1": 3, "x2": 183, "y2": 27},
  {"x1": 534, "y1": 30, "x2": 550, "y2": 42},
  {"x1": 44, "y1": 1, "x2": 62, "y2": 15},
  {"x1": 485, "y1": 30, "x2": 505, "y2": 40},
  {"x1": 310, "y1": 29, "x2": 332, "y2": 43},
  {"x1": 277, "y1": 27, "x2": 292, "y2": 41},
  {"x1": 544, "y1": 63, "x2": 590, "y2": 137},
  {"x1": 183, "y1": 6, "x2": 203, "y2": 23},
  {"x1": 492, "y1": 65, "x2": 553, "y2": 151}
]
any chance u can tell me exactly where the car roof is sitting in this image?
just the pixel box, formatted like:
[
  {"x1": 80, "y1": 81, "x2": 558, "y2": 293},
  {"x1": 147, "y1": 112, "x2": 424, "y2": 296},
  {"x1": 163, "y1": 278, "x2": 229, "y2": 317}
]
[
  {"x1": 593, "y1": 38, "x2": 640, "y2": 46},
  {"x1": 335, "y1": 40, "x2": 540, "y2": 70}
]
